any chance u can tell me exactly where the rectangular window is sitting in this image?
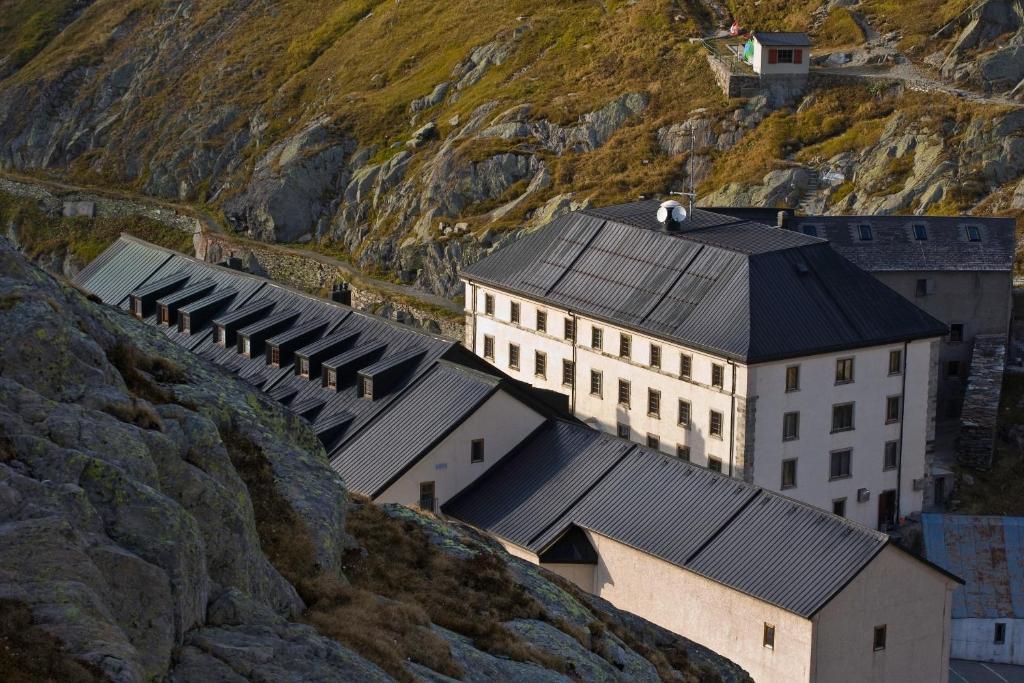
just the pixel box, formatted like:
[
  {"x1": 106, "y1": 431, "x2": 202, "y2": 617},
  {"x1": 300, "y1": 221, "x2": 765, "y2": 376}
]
[
  {"x1": 618, "y1": 379, "x2": 631, "y2": 406},
  {"x1": 535, "y1": 351, "x2": 547, "y2": 378},
  {"x1": 619, "y1": 334, "x2": 631, "y2": 359},
  {"x1": 708, "y1": 457, "x2": 722, "y2": 473},
  {"x1": 763, "y1": 623, "x2": 776, "y2": 650},
  {"x1": 873, "y1": 625, "x2": 887, "y2": 651},
  {"x1": 179, "y1": 313, "x2": 191, "y2": 333},
  {"x1": 564, "y1": 317, "x2": 576, "y2": 341},
  {"x1": 678, "y1": 400, "x2": 691, "y2": 428},
  {"x1": 650, "y1": 344, "x2": 661, "y2": 369},
  {"x1": 510, "y1": 301, "x2": 520, "y2": 324},
  {"x1": 781, "y1": 459, "x2": 797, "y2": 489},
  {"x1": 967, "y1": 225, "x2": 982, "y2": 242},
  {"x1": 648, "y1": 389, "x2": 661, "y2": 418},
  {"x1": 215, "y1": 325, "x2": 225, "y2": 346},
  {"x1": 832, "y1": 403, "x2": 855, "y2": 432},
  {"x1": 562, "y1": 359, "x2": 574, "y2": 387},
  {"x1": 833, "y1": 498, "x2": 846, "y2": 517},
  {"x1": 858, "y1": 224, "x2": 873, "y2": 241},
  {"x1": 680, "y1": 354, "x2": 692, "y2": 380},
  {"x1": 886, "y1": 396, "x2": 901, "y2": 423},
  {"x1": 916, "y1": 278, "x2": 929, "y2": 297},
  {"x1": 783, "y1": 412, "x2": 800, "y2": 441},
  {"x1": 298, "y1": 357, "x2": 310, "y2": 378},
  {"x1": 508, "y1": 343, "x2": 520, "y2": 370},
  {"x1": 830, "y1": 449, "x2": 852, "y2": 480},
  {"x1": 591, "y1": 326, "x2": 603, "y2": 351},
  {"x1": 536, "y1": 310, "x2": 547, "y2": 333},
  {"x1": 326, "y1": 368, "x2": 338, "y2": 389},
  {"x1": 269, "y1": 346, "x2": 281, "y2": 367},
  {"x1": 483, "y1": 335, "x2": 495, "y2": 360},
  {"x1": 471, "y1": 439, "x2": 485, "y2": 463},
  {"x1": 240, "y1": 336, "x2": 251, "y2": 357},
  {"x1": 835, "y1": 358, "x2": 854, "y2": 384},
  {"x1": 590, "y1": 370, "x2": 603, "y2": 397},
  {"x1": 677, "y1": 444, "x2": 690, "y2": 461},
  {"x1": 913, "y1": 224, "x2": 928, "y2": 241},
  {"x1": 785, "y1": 365, "x2": 800, "y2": 392},
  {"x1": 159, "y1": 306, "x2": 170, "y2": 325},
  {"x1": 484, "y1": 294, "x2": 495, "y2": 315},
  {"x1": 950, "y1": 323, "x2": 964, "y2": 342},
  {"x1": 132, "y1": 297, "x2": 144, "y2": 318},
  {"x1": 776, "y1": 48, "x2": 794, "y2": 63},
  {"x1": 617, "y1": 423, "x2": 630, "y2": 439},
  {"x1": 646, "y1": 434, "x2": 659, "y2": 449},
  {"x1": 361, "y1": 376, "x2": 373, "y2": 399},
  {"x1": 995, "y1": 623, "x2": 1006, "y2": 645},
  {"x1": 709, "y1": 410, "x2": 724, "y2": 438},
  {"x1": 884, "y1": 441, "x2": 899, "y2": 470},
  {"x1": 711, "y1": 363, "x2": 724, "y2": 389},
  {"x1": 419, "y1": 481, "x2": 436, "y2": 512},
  {"x1": 947, "y1": 360, "x2": 961, "y2": 377},
  {"x1": 888, "y1": 349, "x2": 902, "y2": 375}
]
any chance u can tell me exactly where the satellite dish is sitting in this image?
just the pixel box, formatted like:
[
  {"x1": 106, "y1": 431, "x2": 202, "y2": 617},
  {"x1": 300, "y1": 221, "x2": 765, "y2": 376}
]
[{"x1": 657, "y1": 200, "x2": 687, "y2": 226}]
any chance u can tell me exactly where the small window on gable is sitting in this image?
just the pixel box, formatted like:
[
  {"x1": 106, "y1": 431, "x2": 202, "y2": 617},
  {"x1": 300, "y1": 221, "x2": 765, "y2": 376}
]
[
  {"x1": 873, "y1": 625, "x2": 887, "y2": 651},
  {"x1": 966, "y1": 225, "x2": 982, "y2": 242},
  {"x1": 419, "y1": 481, "x2": 436, "y2": 512},
  {"x1": 802, "y1": 225, "x2": 818, "y2": 237},
  {"x1": 913, "y1": 224, "x2": 928, "y2": 241},
  {"x1": 858, "y1": 224, "x2": 873, "y2": 241},
  {"x1": 471, "y1": 439, "x2": 485, "y2": 464},
  {"x1": 763, "y1": 623, "x2": 776, "y2": 650}
]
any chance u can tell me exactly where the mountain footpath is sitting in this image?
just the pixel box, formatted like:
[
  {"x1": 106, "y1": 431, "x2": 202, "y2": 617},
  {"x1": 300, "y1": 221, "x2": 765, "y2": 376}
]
[{"x1": 0, "y1": 237, "x2": 748, "y2": 682}]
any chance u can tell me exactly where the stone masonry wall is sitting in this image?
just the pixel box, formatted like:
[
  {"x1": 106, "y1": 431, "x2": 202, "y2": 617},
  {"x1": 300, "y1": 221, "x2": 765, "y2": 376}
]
[{"x1": 957, "y1": 334, "x2": 1007, "y2": 469}]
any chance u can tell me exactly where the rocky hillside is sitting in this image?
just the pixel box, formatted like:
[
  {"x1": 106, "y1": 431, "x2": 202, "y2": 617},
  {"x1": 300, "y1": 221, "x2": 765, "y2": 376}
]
[
  {"x1": 0, "y1": 0, "x2": 1021, "y2": 298},
  {"x1": 0, "y1": 238, "x2": 749, "y2": 682}
]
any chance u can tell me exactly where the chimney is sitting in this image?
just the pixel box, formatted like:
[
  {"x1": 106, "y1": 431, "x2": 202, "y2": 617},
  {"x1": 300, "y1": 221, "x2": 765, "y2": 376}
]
[
  {"x1": 777, "y1": 210, "x2": 793, "y2": 229},
  {"x1": 658, "y1": 200, "x2": 687, "y2": 232},
  {"x1": 331, "y1": 282, "x2": 352, "y2": 306}
]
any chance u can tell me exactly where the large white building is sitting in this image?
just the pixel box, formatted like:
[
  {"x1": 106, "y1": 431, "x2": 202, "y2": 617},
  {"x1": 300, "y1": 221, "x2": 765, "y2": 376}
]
[{"x1": 461, "y1": 200, "x2": 948, "y2": 529}]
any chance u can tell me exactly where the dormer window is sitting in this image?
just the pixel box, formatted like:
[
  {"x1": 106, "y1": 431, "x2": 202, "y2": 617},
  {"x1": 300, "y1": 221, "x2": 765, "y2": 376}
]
[
  {"x1": 913, "y1": 224, "x2": 928, "y2": 241},
  {"x1": 361, "y1": 376, "x2": 373, "y2": 400},
  {"x1": 179, "y1": 313, "x2": 191, "y2": 333},
  {"x1": 215, "y1": 325, "x2": 225, "y2": 346},
  {"x1": 132, "y1": 297, "x2": 144, "y2": 318},
  {"x1": 858, "y1": 224, "x2": 873, "y2": 241},
  {"x1": 269, "y1": 346, "x2": 281, "y2": 367},
  {"x1": 326, "y1": 368, "x2": 338, "y2": 389},
  {"x1": 159, "y1": 305, "x2": 170, "y2": 325},
  {"x1": 298, "y1": 358, "x2": 310, "y2": 378},
  {"x1": 966, "y1": 225, "x2": 981, "y2": 242},
  {"x1": 239, "y1": 336, "x2": 251, "y2": 357}
]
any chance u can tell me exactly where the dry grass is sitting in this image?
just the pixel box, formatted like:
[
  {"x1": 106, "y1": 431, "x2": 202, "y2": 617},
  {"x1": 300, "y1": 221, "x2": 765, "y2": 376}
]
[
  {"x1": 100, "y1": 399, "x2": 163, "y2": 431},
  {"x1": 0, "y1": 599, "x2": 107, "y2": 683},
  {"x1": 814, "y1": 8, "x2": 866, "y2": 49},
  {"x1": 105, "y1": 340, "x2": 187, "y2": 405}
]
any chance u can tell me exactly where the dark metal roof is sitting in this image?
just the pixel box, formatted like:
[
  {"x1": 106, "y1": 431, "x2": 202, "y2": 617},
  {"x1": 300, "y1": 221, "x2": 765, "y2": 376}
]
[
  {"x1": 447, "y1": 419, "x2": 907, "y2": 617},
  {"x1": 331, "y1": 362, "x2": 500, "y2": 496},
  {"x1": 752, "y1": 31, "x2": 812, "y2": 46},
  {"x1": 463, "y1": 203, "x2": 948, "y2": 362},
  {"x1": 75, "y1": 236, "x2": 555, "y2": 499},
  {"x1": 790, "y1": 215, "x2": 1016, "y2": 273},
  {"x1": 922, "y1": 514, "x2": 1024, "y2": 619}
]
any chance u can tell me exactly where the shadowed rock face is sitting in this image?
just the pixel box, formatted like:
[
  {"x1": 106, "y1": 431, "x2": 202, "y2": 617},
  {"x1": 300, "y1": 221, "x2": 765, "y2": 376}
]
[{"x1": 0, "y1": 239, "x2": 750, "y2": 682}]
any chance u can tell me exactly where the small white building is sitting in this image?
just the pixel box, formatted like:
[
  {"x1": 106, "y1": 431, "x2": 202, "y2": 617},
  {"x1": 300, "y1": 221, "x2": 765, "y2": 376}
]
[
  {"x1": 746, "y1": 32, "x2": 811, "y2": 75},
  {"x1": 922, "y1": 514, "x2": 1024, "y2": 665},
  {"x1": 461, "y1": 200, "x2": 948, "y2": 530},
  {"x1": 446, "y1": 420, "x2": 963, "y2": 683}
]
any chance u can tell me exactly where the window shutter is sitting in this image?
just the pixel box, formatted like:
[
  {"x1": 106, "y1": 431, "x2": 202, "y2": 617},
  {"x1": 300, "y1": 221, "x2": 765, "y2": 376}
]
[
  {"x1": 794, "y1": 48, "x2": 802, "y2": 64},
  {"x1": 768, "y1": 48, "x2": 777, "y2": 64}
]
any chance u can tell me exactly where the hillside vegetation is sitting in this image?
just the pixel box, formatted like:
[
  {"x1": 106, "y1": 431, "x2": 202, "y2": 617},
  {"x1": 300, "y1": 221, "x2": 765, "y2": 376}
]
[{"x1": 0, "y1": 0, "x2": 1022, "y2": 295}]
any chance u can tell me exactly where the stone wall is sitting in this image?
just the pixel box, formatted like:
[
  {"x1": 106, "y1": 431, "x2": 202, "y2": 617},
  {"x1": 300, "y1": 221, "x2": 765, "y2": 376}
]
[
  {"x1": 195, "y1": 232, "x2": 464, "y2": 339},
  {"x1": 957, "y1": 334, "x2": 1007, "y2": 469},
  {"x1": 705, "y1": 54, "x2": 761, "y2": 98}
]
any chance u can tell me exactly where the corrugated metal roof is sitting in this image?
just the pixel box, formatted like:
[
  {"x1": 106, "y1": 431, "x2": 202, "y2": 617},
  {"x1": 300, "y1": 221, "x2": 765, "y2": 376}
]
[
  {"x1": 464, "y1": 203, "x2": 947, "y2": 362},
  {"x1": 331, "y1": 362, "x2": 499, "y2": 496},
  {"x1": 922, "y1": 514, "x2": 1024, "y2": 619},
  {"x1": 447, "y1": 419, "x2": 894, "y2": 617},
  {"x1": 443, "y1": 421, "x2": 633, "y2": 547},
  {"x1": 74, "y1": 236, "x2": 516, "y2": 494},
  {"x1": 752, "y1": 31, "x2": 812, "y2": 46},
  {"x1": 791, "y1": 216, "x2": 1016, "y2": 272}
]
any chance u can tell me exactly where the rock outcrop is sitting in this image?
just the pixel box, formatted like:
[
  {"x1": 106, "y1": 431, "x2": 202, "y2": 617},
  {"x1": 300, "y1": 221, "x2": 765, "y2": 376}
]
[{"x1": 0, "y1": 239, "x2": 749, "y2": 682}]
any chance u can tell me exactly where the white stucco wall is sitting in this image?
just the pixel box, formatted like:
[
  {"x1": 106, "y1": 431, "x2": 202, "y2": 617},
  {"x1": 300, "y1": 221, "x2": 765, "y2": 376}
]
[
  {"x1": 951, "y1": 618, "x2": 1024, "y2": 664},
  {"x1": 464, "y1": 281, "x2": 938, "y2": 526},
  {"x1": 747, "y1": 338, "x2": 936, "y2": 528},
  {"x1": 375, "y1": 389, "x2": 545, "y2": 509},
  {"x1": 752, "y1": 40, "x2": 810, "y2": 75},
  {"x1": 812, "y1": 545, "x2": 956, "y2": 683}
]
